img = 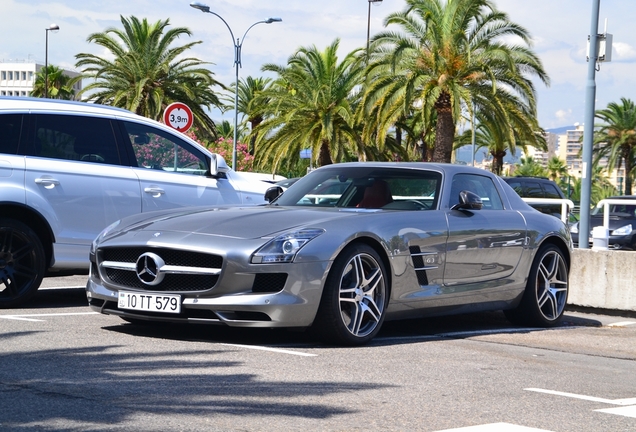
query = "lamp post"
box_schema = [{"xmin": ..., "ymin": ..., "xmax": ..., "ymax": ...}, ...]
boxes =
[
  {"xmin": 190, "ymin": 2, "xmax": 281, "ymax": 170},
  {"xmin": 367, "ymin": 0, "xmax": 383, "ymax": 60},
  {"xmin": 44, "ymin": 23, "xmax": 60, "ymax": 99}
]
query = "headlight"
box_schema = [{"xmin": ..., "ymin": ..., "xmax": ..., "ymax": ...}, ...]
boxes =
[
  {"xmin": 90, "ymin": 220, "xmax": 121, "ymax": 254},
  {"xmin": 251, "ymin": 228, "xmax": 325, "ymax": 263},
  {"xmin": 569, "ymin": 222, "xmax": 579, "ymax": 234},
  {"xmin": 611, "ymin": 224, "xmax": 632, "ymax": 236}
]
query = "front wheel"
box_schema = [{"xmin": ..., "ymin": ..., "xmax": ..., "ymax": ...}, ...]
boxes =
[
  {"xmin": 504, "ymin": 244, "xmax": 569, "ymax": 327},
  {"xmin": 312, "ymin": 243, "xmax": 388, "ymax": 346},
  {"xmin": 0, "ymin": 218, "xmax": 46, "ymax": 308}
]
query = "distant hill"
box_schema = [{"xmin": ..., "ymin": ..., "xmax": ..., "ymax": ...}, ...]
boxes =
[{"xmin": 545, "ymin": 125, "xmax": 576, "ymax": 135}]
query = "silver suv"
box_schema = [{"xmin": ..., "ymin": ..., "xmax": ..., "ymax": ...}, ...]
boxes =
[{"xmin": 0, "ymin": 97, "xmax": 271, "ymax": 307}]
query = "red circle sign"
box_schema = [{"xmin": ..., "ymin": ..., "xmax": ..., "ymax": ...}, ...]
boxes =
[{"xmin": 163, "ymin": 102, "xmax": 194, "ymax": 132}]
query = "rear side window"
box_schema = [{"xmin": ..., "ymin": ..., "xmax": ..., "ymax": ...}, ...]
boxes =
[
  {"xmin": 524, "ymin": 181, "xmax": 544, "ymax": 198},
  {"xmin": 542, "ymin": 183, "xmax": 562, "ymax": 198},
  {"xmin": 0, "ymin": 114, "xmax": 23, "ymax": 155},
  {"xmin": 29, "ymin": 114, "xmax": 121, "ymax": 165}
]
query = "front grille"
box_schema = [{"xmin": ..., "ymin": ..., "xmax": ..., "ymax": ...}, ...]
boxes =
[
  {"xmin": 98, "ymin": 246, "xmax": 222, "ymax": 292},
  {"xmin": 102, "ymin": 247, "xmax": 222, "ymax": 268}
]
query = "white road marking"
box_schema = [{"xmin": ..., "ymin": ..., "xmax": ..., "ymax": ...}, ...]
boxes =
[
  {"xmin": 0, "ymin": 312, "xmax": 98, "ymax": 322},
  {"xmin": 220, "ymin": 343, "xmax": 317, "ymax": 357},
  {"xmin": 607, "ymin": 321, "xmax": 636, "ymax": 327},
  {"xmin": 0, "ymin": 316, "xmax": 45, "ymax": 322},
  {"xmin": 596, "ymin": 405, "xmax": 636, "ymax": 418},
  {"xmin": 526, "ymin": 388, "xmax": 636, "ymax": 406},
  {"xmin": 435, "ymin": 422, "xmax": 553, "ymax": 431}
]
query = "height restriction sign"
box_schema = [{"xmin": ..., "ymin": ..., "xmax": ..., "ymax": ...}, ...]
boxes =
[{"xmin": 163, "ymin": 102, "xmax": 194, "ymax": 132}]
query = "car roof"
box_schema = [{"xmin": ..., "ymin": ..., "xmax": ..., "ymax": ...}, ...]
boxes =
[
  {"xmin": 316, "ymin": 161, "xmax": 494, "ymax": 176},
  {"xmin": 0, "ymin": 96, "xmax": 136, "ymax": 117}
]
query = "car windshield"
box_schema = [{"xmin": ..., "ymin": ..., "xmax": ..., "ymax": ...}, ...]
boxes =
[
  {"xmin": 591, "ymin": 202, "xmax": 636, "ymax": 217},
  {"xmin": 271, "ymin": 166, "xmax": 442, "ymax": 210}
]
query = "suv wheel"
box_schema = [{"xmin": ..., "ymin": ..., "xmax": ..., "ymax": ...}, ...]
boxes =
[{"xmin": 0, "ymin": 218, "xmax": 46, "ymax": 308}]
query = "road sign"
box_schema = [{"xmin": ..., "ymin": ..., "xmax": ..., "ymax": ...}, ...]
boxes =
[{"xmin": 163, "ymin": 102, "xmax": 194, "ymax": 132}]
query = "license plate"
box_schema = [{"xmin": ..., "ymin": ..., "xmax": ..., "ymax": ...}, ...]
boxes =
[{"xmin": 118, "ymin": 291, "xmax": 181, "ymax": 314}]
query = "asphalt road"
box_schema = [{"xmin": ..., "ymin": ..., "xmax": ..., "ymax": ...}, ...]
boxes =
[{"xmin": 1, "ymin": 276, "xmax": 635, "ymax": 431}]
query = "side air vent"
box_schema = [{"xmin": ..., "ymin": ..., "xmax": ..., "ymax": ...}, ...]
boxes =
[{"xmin": 409, "ymin": 245, "xmax": 439, "ymax": 286}]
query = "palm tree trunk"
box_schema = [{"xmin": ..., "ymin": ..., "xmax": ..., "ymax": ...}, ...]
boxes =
[
  {"xmin": 318, "ymin": 139, "xmax": 333, "ymax": 166},
  {"xmin": 624, "ymin": 151, "xmax": 633, "ymax": 195},
  {"xmin": 432, "ymin": 93, "xmax": 455, "ymax": 163}
]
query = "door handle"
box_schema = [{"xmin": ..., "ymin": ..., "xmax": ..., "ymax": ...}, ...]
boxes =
[
  {"xmin": 144, "ymin": 187, "xmax": 165, "ymax": 197},
  {"xmin": 34, "ymin": 177, "xmax": 60, "ymax": 189}
]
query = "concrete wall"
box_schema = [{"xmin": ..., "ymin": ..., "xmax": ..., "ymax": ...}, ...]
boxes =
[{"xmin": 569, "ymin": 249, "xmax": 636, "ymax": 312}]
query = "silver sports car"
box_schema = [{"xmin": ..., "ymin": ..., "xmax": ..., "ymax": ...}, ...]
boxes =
[{"xmin": 87, "ymin": 163, "xmax": 572, "ymax": 346}]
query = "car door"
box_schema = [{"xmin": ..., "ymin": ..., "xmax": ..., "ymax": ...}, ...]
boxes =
[
  {"xmin": 444, "ymin": 173, "xmax": 526, "ymax": 287},
  {"xmin": 23, "ymin": 113, "xmax": 141, "ymax": 267},
  {"xmin": 120, "ymin": 120, "xmax": 241, "ymax": 212}
]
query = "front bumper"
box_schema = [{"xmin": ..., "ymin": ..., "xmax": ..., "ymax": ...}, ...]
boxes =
[
  {"xmin": 571, "ymin": 232, "xmax": 635, "ymax": 250},
  {"xmin": 86, "ymin": 259, "xmax": 330, "ymax": 328}
]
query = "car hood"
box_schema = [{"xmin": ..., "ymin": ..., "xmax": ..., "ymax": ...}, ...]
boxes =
[
  {"xmin": 116, "ymin": 205, "xmax": 363, "ymax": 240},
  {"xmin": 589, "ymin": 215, "xmax": 635, "ymax": 230}
]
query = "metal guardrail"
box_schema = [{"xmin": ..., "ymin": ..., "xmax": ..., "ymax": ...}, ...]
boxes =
[{"xmin": 521, "ymin": 198, "xmax": 575, "ymax": 224}]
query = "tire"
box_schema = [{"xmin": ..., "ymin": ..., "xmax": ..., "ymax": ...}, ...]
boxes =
[
  {"xmin": 504, "ymin": 244, "xmax": 569, "ymax": 327},
  {"xmin": 0, "ymin": 218, "xmax": 46, "ymax": 308},
  {"xmin": 312, "ymin": 243, "xmax": 388, "ymax": 346}
]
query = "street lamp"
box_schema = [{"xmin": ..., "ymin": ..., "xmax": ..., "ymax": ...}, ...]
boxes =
[
  {"xmin": 44, "ymin": 23, "xmax": 60, "ymax": 99},
  {"xmin": 367, "ymin": 0, "xmax": 383, "ymax": 60},
  {"xmin": 190, "ymin": 2, "xmax": 281, "ymax": 170}
]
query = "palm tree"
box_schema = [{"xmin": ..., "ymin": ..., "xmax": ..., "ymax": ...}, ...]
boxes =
[
  {"xmin": 252, "ymin": 39, "xmax": 366, "ymax": 172},
  {"xmin": 31, "ymin": 65, "xmax": 78, "ymax": 100},
  {"xmin": 593, "ymin": 97, "xmax": 636, "ymax": 195},
  {"xmin": 364, "ymin": 0, "xmax": 549, "ymax": 163},
  {"xmin": 514, "ymin": 156, "xmax": 548, "ymax": 177},
  {"xmin": 75, "ymin": 15, "xmax": 224, "ymax": 140},
  {"xmin": 228, "ymin": 76, "xmax": 272, "ymax": 155},
  {"xmin": 455, "ymin": 105, "xmax": 546, "ymax": 175},
  {"xmin": 546, "ymin": 156, "xmax": 568, "ymax": 182}
]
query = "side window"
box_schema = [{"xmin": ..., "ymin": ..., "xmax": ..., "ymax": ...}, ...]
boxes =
[
  {"xmin": 525, "ymin": 181, "xmax": 544, "ymax": 198},
  {"xmin": 31, "ymin": 114, "xmax": 120, "ymax": 165},
  {"xmin": 122, "ymin": 121, "xmax": 208, "ymax": 176},
  {"xmin": 0, "ymin": 114, "xmax": 23, "ymax": 155},
  {"xmin": 506, "ymin": 180, "xmax": 523, "ymax": 196},
  {"xmin": 542, "ymin": 183, "xmax": 562, "ymax": 199},
  {"xmin": 450, "ymin": 174, "xmax": 503, "ymax": 210}
]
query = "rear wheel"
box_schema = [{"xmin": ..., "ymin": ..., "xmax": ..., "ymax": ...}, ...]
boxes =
[
  {"xmin": 0, "ymin": 218, "xmax": 46, "ymax": 308},
  {"xmin": 312, "ymin": 243, "xmax": 388, "ymax": 346},
  {"xmin": 504, "ymin": 244, "xmax": 568, "ymax": 327}
]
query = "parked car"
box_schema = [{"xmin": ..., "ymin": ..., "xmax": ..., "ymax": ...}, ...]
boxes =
[
  {"xmin": 570, "ymin": 195, "xmax": 636, "ymax": 250},
  {"xmin": 0, "ymin": 97, "xmax": 271, "ymax": 307},
  {"xmin": 502, "ymin": 176, "xmax": 567, "ymax": 218},
  {"xmin": 275, "ymin": 177, "xmax": 300, "ymax": 189},
  {"xmin": 87, "ymin": 163, "xmax": 572, "ymax": 346}
]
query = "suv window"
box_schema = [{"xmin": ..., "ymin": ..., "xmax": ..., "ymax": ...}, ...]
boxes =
[
  {"xmin": 122, "ymin": 120, "xmax": 208, "ymax": 176},
  {"xmin": 0, "ymin": 114, "xmax": 23, "ymax": 155},
  {"xmin": 29, "ymin": 114, "xmax": 121, "ymax": 165}
]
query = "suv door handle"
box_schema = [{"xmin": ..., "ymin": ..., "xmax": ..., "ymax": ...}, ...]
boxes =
[
  {"xmin": 34, "ymin": 177, "xmax": 60, "ymax": 188},
  {"xmin": 144, "ymin": 187, "xmax": 165, "ymax": 197}
]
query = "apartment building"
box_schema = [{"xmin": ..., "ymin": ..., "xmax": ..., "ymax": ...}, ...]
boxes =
[{"xmin": 0, "ymin": 60, "xmax": 81, "ymax": 98}]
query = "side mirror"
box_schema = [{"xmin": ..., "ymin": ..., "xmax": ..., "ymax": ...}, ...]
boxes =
[
  {"xmin": 451, "ymin": 190, "xmax": 483, "ymax": 211},
  {"xmin": 265, "ymin": 186, "xmax": 284, "ymax": 203}
]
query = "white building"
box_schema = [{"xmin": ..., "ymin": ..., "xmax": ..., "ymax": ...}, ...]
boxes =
[{"xmin": 0, "ymin": 60, "xmax": 81, "ymax": 98}]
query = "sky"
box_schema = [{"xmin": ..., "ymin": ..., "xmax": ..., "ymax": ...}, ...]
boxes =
[{"xmin": 2, "ymin": 0, "xmax": 635, "ymax": 131}]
